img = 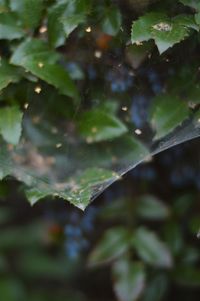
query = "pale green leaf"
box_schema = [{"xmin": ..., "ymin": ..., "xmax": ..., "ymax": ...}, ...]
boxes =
[
  {"xmin": 112, "ymin": 259, "xmax": 146, "ymax": 301},
  {"xmin": 89, "ymin": 227, "xmax": 130, "ymax": 266},
  {"xmin": 131, "ymin": 227, "xmax": 173, "ymax": 268}
]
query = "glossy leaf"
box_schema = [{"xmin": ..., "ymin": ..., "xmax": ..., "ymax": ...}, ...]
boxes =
[
  {"xmin": 131, "ymin": 13, "xmax": 197, "ymax": 53},
  {"xmin": 11, "ymin": 39, "xmax": 79, "ymax": 99}
]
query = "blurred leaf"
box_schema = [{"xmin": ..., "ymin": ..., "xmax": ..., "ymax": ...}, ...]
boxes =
[
  {"xmin": 47, "ymin": 2, "xmax": 67, "ymax": 47},
  {"xmin": 131, "ymin": 227, "xmax": 173, "ymax": 268},
  {"xmin": 0, "ymin": 106, "xmax": 23, "ymax": 145},
  {"xmin": 150, "ymin": 94, "xmax": 189, "ymax": 140},
  {"xmin": 136, "ymin": 195, "xmax": 170, "ymax": 220},
  {"xmin": 0, "ymin": 12, "xmax": 25, "ymax": 40},
  {"xmin": 163, "ymin": 222, "xmax": 183, "ymax": 256},
  {"xmin": 19, "ymin": 251, "xmax": 69, "ymax": 278},
  {"xmin": 173, "ymin": 266, "xmax": 200, "ymax": 287},
  {"xmin": 0, "ymin": 278, "xmax": 25, "ymax": 301},
  {"xmin": 143, "ymin": 274, "xmax": 168, "ymax": 301},
  {"xmin": 101, "ymin": 6, "xmax": 122, "ymax": 36},
  {"xmin": 48, "ymin": 0, "xmax": 91, "ymax": 46},
  {"xmin": 11, "ymin": 39, "xmax": 79, "ymax": 99},
  {"xmin": 180, "ymin": 0, "xmax": 200, "ymax": 10},
  {"xmin": 112, "ymin": 259, "xmax": 146, "ymax": 301},
  {"xmin": 126, "ymin": 41, "xmax": 154, "ymax": 69},
  {"xmin": 78, "ymin": 109, "xmax": 127, "ymax": 142},
  {"xmin": 10, "ymin": 0, "xmax": 44, "ymax": 29},
  {"xmin": 89, "ymin": 227, "xmax": 130, "ymax": 266},
  {"xmin": 0, "ymin": 60, "xmax": 21, "ymax": 91},
  {"xmin": 131, "ymin": 13, "xmax": 198, "ymax": 54},
  {"xmin": 62, "ymin": 14, "xmax": 86, "ymax": 37}
]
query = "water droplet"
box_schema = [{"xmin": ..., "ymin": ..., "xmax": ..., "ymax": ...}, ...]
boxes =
[
  {"xmin": 91, "ymin": 127, "xmax": 97, "ymax": 133},
  {"xmin": 56, "ymin": 143, "xmax": 62, "ymax": 148},
  {"xmin": 34, "ymin": 86, "xmax": 42, "ymax": 94},
  {"xmin": 24, "ymin": 103, "xmax": 29, "ymax": 110},
  {"xmin": 94, "ymin": 50, "xmax": 102, "ymax": 59},
  {"xmin": 135, "ymin": 129, "xmax": 142, "ymax": 135},
  {"xmin": 38, "ymin": 62, "xmax": 44, "ymax": 68},
  {"xmin": 85, "ymin": 26, "xmax": 92, "ymax": 32},
  {"xmin": 39, "ymin": 26, "xmax": 47, "ymax": 33}
]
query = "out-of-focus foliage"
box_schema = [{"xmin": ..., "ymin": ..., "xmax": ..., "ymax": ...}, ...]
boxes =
[{"xmin": 0, "ymin": 0, "xmax": 200, "ymax": 208}]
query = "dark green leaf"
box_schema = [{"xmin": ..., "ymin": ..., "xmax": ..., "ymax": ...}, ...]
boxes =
[
  {"xmin": 10, "ymin": 0, "xmax": 44, "ymax": 29},
  {"xmin": 131, "ymin": 13, "xmax": 197, "ymax": 53},
  {"xmin": 0, "ymin": 13, "xmax": 25, "ymax": 40},
  {"xmin": 0, "ymin": 60, "xmax": 21, "ymax": 91},
  {"xmin": 101, "ymin": 6, "xmax": 122, "ymax": 36},
  {"xmin": 143, "ymin": 274, "xmax": 168, "ymax": 301},
  {"xmin": 150, "ymin": 94, "xmax": 189, "ymax": 140},
  {"xmin": 11, "ymin": 39, "xmax": 79, "ymax": 99}
]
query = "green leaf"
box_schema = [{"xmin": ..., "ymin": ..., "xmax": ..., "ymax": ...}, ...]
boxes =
[
  {"xmin": 150, "ymin": 94, "xmax": 189, "ymax": 140},
  {"xmin": 62, "ymin": 14, "xmax": 86, "ymax": 37},
  {"xmin": 47, "ymin": 2, "xmax": 67, "ymax": 48},
  {"xmin": 195, "ymin": 12, "xmax": 200, "ymax": 25},
  {"xmin": 180, "ymin": 0, "xmax": 200, "ymax": 10},
  {"xmin": 78, "ymin": 109, "xmax": 127, "ymax": 142},
  {"xmin": 0, "ymin": 106, "xmax": 23, "ymax": 145},
  {"xmin": 10, "ymin": 0, "xmax": 44, "ymax": 29},
  {"xmin": 143, "ymin": 274, "xmax": 168, "ymax": 301},
  {"xmin": 136, "ymin": 195, "xmax": 170, "ymax": 220},
  {"xmin": 131, "ymin": 227, "xmax": 173, "ymax": 268},
  {"xmin": 131, "ymin": 12, "xmax": 197, "ymax": 53},
  {"xmin": 101, "ymin": 6, "xmax": 122, "ymax": 36},
  {"xmin": 25, "ymin": 188, "xmax": 49, "ymax": 206},
  {"xmin": 173, "ymin": 266, "xmax": 200, "ymax": 287},
  {"xmin": 0, "ymin": 12, "xmax": 25, "ymax": 40},
  {"xmin": 48, "ymin": 0, "xmax": 91, "ymax": 46},
  {"xmin": 88, "ymin": 227, "xmax": 130, "ymax": 266},
  {"xmin": 10, "ymin": 39, "xmax": 79, "ymax": 99},
  {"xmin": 0, "ymin": 60, "xmax": 21, "ymax": 91},
  {"xmin": 112, "ymin": 259, "xmax": 146, "ymax": 301}
]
